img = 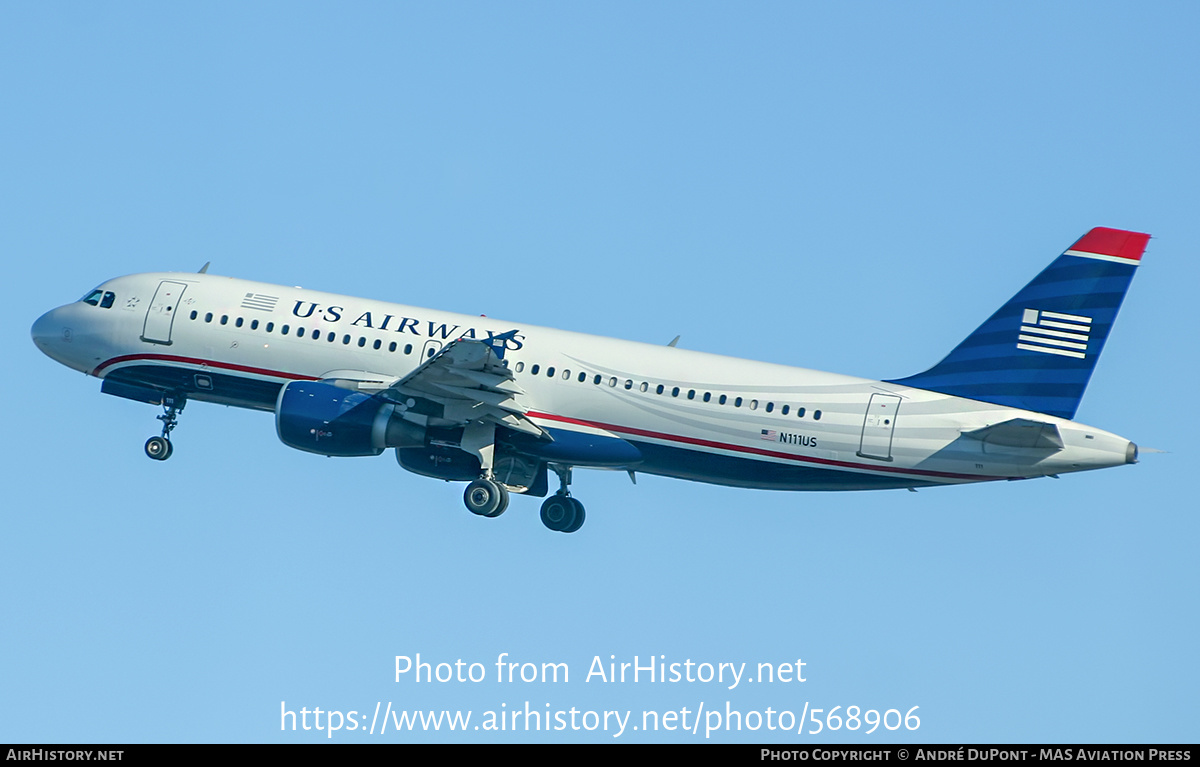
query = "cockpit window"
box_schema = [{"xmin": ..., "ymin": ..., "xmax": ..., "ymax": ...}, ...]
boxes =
[{"xmin": 80, "ymin": 289, "xmax": 116, "ymax": 308}]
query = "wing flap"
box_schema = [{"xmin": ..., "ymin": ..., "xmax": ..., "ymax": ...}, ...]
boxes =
[{"xmin": 383, "ymin": 337, "xmax": 548, "ymax": 438}]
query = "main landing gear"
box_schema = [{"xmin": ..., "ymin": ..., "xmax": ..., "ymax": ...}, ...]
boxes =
[
  {"xmin": 460, "ymin": 422, "xmax": 510, "ymax": 518},
  {"xmin": 459, "ymin": 461, "xmax": 586, "ymax": 533},
  {"xmin": 144, "ymin": 395, "xmax": 185, "ymax": 461},
  {"xmin": 457, "ymin": 423, "xmax": 586, "ymax": 533},
  {"xmin": 539, "ymin": 464, "xmax": 585, "ymax": 534},
  {"xmin": 461, "ymin": 474, "xmax": 586, "ymax": 533},
  {"xmin": 463, "ymin": 477, "xmax": 509, "ymax": 518}
]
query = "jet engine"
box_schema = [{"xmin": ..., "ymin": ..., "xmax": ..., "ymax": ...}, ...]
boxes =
[{"xmin": 275, "ymin": 380, "xmax": 424, "ymax": 457}]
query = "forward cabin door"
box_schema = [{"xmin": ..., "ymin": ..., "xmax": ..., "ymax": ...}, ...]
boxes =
[
  {"xmin": 857, "ymin": 393, "xmax": 901, "ymax": 461},
  {"xmin": 141, "ymin": 280, "xmax": 188, "ymax": 345}
]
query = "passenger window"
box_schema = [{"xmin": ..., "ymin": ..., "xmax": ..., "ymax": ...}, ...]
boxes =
[
  {"xmin": 609, "ymin": 377, "xmax": 617, "ymax": 387},
  {"xmin": 531, "ymin": 365, "xmax": 540, "ymax": 375},
  {"xmin": 515, "ymin": 362, "xmax": 525, "ymax": 373},
  {"xmin": 563, "ymin": 370, "xmax": 572, "ymax": 380},
  {"xmin": 373, "ymin": 339, "xmax": 381, "ymax": 350},
  {"xmin": 578, "ymin": 372, "xmax": 586, "ymax": 383},
  {"xmin": 656, "ymin": 384, "xmax": 665, "ymax": 395},
  {"xmin": 640, "ymin": 382, "xmax": 648, "ymax": 392},
  {"xmin": 235, "ymin": 317, "xmax": 244, "ymax": 328},
  {"xmin": 781, "ymin": 404, "xmax": 790, "ymax": 415},
  {"xmin": 190, "ymin": 311, "xmax": 198, "ymax": 320},
  {"xmin": 251, "ymin": 319, "xmax": 259, "ymax": 330},
  {"xmin": 703, "ymin": 392, "xmax": 711, "ymax": 402},
  {"xmin": 223, "ymin": 316, "xmax": 231, "ymax": 326},
  {"xmin": 719, "ymin": 394, "xmax": 727, "ymax": 405},
  {"xmin": 765, "ymin": 402, "xmax": 773, "ymax": 413},
  {"xmin": 624, "ymin": 379, "xmax": 633, "ymax": 390},
  {"xmin": 266, "ymin": 322, "xmax": 274, "ymax": 332},
  {"xmin": 814, "ymin": 410, "xmax": 822, "ymax": 420},
  {"xmin": 687, "ymin": 390, "xmax": 695, "ymax": 400},
  {"xmin": 735, "ymin": 397, "xmax": 743, "ymax": 407},
  {"xmin": 547, "ymin": 367, "xmax": 555, "ymax": 377},
  {"xmin": 593, "ymin": 375, "xmax": 602, "ymax": 385},
  {"xmin": 797, "ymin": 407, "xmax": 806, "ymax": 418}
]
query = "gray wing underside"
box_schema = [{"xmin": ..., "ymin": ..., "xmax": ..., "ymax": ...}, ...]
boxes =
[{"xmin": 382, "ymin": 338, "xmax": 548, "ymax": 438}]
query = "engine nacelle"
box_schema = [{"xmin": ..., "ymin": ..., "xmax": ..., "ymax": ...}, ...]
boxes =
[
  {"xmin": 275, "ymin": 380, "xmax": 423, "ymax": 457},
  {"xmin": 395, "ymin": 445, "xmax": 482, "ymax": 481}
]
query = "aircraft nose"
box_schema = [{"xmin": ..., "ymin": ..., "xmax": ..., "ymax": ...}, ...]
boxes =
[{"xmin": 31, "ymin": 307, "xmax": 70, "ymax": 356}]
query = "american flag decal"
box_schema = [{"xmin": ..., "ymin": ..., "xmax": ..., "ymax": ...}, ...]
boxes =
[
  {"xmin": 760, "ymin": 429, "xmax": 777, "ymax": 441},
  {"xmin": 241, "ymin": 293, "xmax": 279, "ymax": 312},
  {"xmin": 1017, "ymin": 308, "xmax": 1091, "ymax": 359}
]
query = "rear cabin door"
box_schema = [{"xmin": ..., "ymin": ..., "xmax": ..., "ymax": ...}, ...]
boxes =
[
  {"xmin": 857, "ymin": 393, "xmax": 901, "ymax": 462},
  {"xmin": 141, "ymin": 280, "xmax": 188, "ymax": 345}
]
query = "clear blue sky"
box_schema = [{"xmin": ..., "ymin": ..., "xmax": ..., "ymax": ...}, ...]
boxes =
[{"xmin": 2, "ymin": 2, "xmax": 1195, "ymax": 743}]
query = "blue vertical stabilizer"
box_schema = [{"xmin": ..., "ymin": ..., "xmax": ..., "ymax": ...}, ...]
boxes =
[{"xmin": 886, "ymin": 227, "xmax": 1149, "ymax": 420}]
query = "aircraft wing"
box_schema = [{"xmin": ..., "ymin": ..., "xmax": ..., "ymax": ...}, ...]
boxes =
[
  {"xmin": 961, "ymin": 418, "xmax": 1064, "ymax": 450},
  {"xmin": 382, "ymin": 337, "xmax": 548, "ymax": 438}
]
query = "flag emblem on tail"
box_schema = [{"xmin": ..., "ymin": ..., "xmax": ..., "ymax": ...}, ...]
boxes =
[{"xmin": 1017, "ymin": 309, "xmax": 1091, "ymax": 359}]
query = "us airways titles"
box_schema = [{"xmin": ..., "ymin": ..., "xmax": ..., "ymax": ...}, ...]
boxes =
[{"xmin": 290, "ymin": 300, "xmax": 524, "ymax": 350}]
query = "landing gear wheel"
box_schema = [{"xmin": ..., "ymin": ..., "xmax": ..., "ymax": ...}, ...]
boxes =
[
  {"xmin": 145, "ymin": 395, "xmax": 184, "ymax": 461},
  {"xmin": 489, "ymin": 485, "xmax": 510, "ymax": 518},
  {"xmin": 562, "ymin": 498, "xmax": 585, "ymax": 533},
  {"xmin": 464, "ymin": 478, "xmax": 508, "ymax": 517},
  {"xmin": 144, "ymin": 436, "xmax": 172, "ymax": 461},
  {"xmin": 540, "ymin": 494, "xmax": 585, "ymax": 533}
]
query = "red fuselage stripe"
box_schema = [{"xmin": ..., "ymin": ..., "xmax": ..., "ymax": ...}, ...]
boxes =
[
  {"xmin": 96, "ymin": 354, "xmax": 998, "ymax": 483},
  {"xmin": 524, "ymin": 411, "xmax": 995, "ymax": 482},
  {"xmin": 93, "ymin": 353, "xmax": 320, "ymax": 381}
]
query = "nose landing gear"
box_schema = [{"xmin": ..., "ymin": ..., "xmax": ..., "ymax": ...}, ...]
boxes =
[{"xmin": 144, "ymin": 395, "xmax": 185, "ymax": 461}]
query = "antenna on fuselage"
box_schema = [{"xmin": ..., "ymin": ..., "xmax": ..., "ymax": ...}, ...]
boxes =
[
  {"xmin": 667, "ymin": 335, "xmax": 680, "ymax": 347},
  {"xmin": 198, "ymin": 262, "xmax": 211, "ymax": 274}
]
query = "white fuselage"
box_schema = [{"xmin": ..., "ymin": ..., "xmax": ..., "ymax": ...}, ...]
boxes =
[{"xmin": 32, "ymin": 271, "xmax": 1136, "ymax": 491}]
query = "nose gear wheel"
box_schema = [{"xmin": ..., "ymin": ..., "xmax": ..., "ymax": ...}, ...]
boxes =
[{"xmin": 144, "ymin": 395, "xmax": 185, "ymax": 461}]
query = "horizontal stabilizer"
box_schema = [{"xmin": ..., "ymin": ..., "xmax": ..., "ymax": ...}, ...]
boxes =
[{"xmin": 962, "ymin": 418, "xmax": 1063, "ymax": 450}]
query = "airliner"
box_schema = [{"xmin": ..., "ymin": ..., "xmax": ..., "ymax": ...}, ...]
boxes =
[{"xmin": 31, "ymin": 226, "xmax": 1148, "ymax": 533}]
